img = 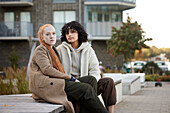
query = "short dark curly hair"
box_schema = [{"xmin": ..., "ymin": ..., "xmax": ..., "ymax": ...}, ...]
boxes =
[{"xmin": 61, "ymin": 21, "xmax": 88, "ymax": 44}]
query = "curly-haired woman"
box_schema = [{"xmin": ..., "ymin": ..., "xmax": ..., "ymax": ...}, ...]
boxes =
[{"xmin": 57, "ymin": 21, "xmax": 117, "ymax": 113}]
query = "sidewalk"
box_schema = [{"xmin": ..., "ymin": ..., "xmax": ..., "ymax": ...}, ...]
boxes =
[{"xmin": 115, "ymin": 82, "xmax": 170, "ymax": 113}]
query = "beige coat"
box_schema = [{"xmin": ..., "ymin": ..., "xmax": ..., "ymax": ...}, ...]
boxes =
[
  {"xmin": 57, "ymin": 42, "xmax": 101, "ymax": 81},
  {"xmin": 29, "ymin": 44, "xmax": 74, "ymax": 113}
]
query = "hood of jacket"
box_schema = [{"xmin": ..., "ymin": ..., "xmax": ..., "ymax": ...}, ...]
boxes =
[{"xmin": 62, "ymin": 41, "xmax": 91, "ymax": 52}]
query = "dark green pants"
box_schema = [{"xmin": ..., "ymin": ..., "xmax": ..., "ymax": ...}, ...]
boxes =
[{"xmin": 65, "ymin": 76, "xmax": 108, "ymax": 113}]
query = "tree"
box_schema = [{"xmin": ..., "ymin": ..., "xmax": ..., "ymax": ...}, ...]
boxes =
[
  {"xmin": 8, "ymin": 46, "xmax": 20, "ymax": 70},
  {"xmin": 142, "ymin": 61, "xmax": 162, "ymax": 75},
  {"xmin": 107, "ymin": 16, "xmax": 152, "ymax": 62}
]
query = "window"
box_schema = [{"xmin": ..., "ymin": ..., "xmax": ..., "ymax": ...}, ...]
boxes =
[
  {"xmin": 104, "ymin": 14, "xmax": 109, "ymax": 22},
  {"xmin": 97, "ymin": 13, "xmax": 102, "ymax": 22},
  {"xmin": 87, "ymin": 6, "xmax": 121, "ymax": 22},
  {"xmin": 111, "ymin": 13, "xmax": 121, "ymax": 22},
  {"xmin": 92, "ymin": 12, "xmax": 97, "ymax": 22},
  {"xmin": 53, "ymin": 0, "xmax": 75, "ymax": 3},
  {"xmin": 88, "ymin": 12, "xmax": 92, "ymax": 22},
  {"xmin": 134, "ymin": 63, "xmax": 144, "ymax": 66},
  {"xmin": 20, "ymin": 12, "xmax": 31, "ymax": 36},
  {"xmin": 4, "ymin": 12, "xmax": 14, "ymax": 30},
  {"xmin": 53, "ymin": 11, "xmax": 76, "ymax": 37}
]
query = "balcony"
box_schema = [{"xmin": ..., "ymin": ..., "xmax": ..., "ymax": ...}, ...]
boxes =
[
  {"xmin": 84, "ymin": 0, "xmax": 136, "ymax": 10},
  {"xmin": 0, "ymin": 0, "xmax": 33, "ymax": 7},
  {"xmin": 0, "ymin": 22, "xmax": 33, "ymax": 40},
  {"xmin": 86, "ymin": 22, "xmax": 122, "ymax": 40}
]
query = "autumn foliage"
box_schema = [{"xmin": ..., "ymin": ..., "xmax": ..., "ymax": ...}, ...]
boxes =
[{"xmin": 107, "ymin": 16, "xmax": 152, "ymax": 62}]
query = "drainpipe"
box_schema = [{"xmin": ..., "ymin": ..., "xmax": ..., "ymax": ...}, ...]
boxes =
[{"xmin": 79, "ymin": 0, "xmax": 81, "ymax": 24}]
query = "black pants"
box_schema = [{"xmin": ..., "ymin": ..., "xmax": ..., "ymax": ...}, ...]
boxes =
[{"xmin": 65, "ymin": 76, "xmax": 108, "ymax": 113}]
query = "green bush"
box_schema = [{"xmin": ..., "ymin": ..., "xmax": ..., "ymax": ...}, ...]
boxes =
[
  {"xmin": 145, "ymin": 74, "xmax": 160, "ymax": 81},
  {"xmin": 0, "ymin": 76, "xmax": 14, "ymax": 95},
  {"xmin": 0, "ymin": 67, "xmax": 30, "ymax": 95},
  {"xmin": 145, "ymin": 74, "xmax": 170, "ymax": 81},
  {"xmin": 165, "ymin": 71, "xmax": 170, "ymax": 76},
  {"xmin": 104, "ymin": 68, "xmax": 125, "ymax": 74},
  {"xmin": 160, "ymin": 75, "xmax": 170, "ymax": 81}
]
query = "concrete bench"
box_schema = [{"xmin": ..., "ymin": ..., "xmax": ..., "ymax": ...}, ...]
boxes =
[
  {"xmin": 101, "ymin": 74, "xmax": 123, "ymax": 104},
  {"xmin": 0, "ymin": 94, "xmax": 64, "ymax": 113},
  {"xmin": 125, "ymin": 73, "xmax": 146, "ymax": 87},
  {"xmin": 121, "ymin": 75, "xmax": 141, "ymax": 95},
  {"xmin": 103, "ymin": 73, "xmax": 141, "ymax": 95},
  {"xmin": 114, "ymin": 79, "xmax": 122, "ymax": 104},
  {"xmin": 125, "ymin": 73, "xmax": 145, "ymax": 83},
  {"xmin": 98, "ymin": 78, "xmax": 122, "ymax": 105}
]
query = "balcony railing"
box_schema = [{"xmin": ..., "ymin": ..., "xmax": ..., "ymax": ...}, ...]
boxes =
[
  {"xmin": 53, "ymin": 22, "xmax": 122, "ymax": 39},
  {"xmin": 86, "ymin": 22, "xmax": 122, "ymax": 38},
  {"xmin": 53, "ymin": 0, "xmax": 75, "ymax": 3},
  {"xmin": 85, "ymin": 0, "xmax": 136, "ymax": 4},
  {"xmin": 84, "ymin": 0, "xmax": 136, "ymax": 10},
  {"xmin": 0, "ymin": 0, "xmax": 32, "ymax": 2},
  {"xmin": 0, "ymin": 0, "xmax": 33, "ymax": 7},
  {"xmin": 0, "ymin": 22, "xmax": 33, "ymax": 37}
]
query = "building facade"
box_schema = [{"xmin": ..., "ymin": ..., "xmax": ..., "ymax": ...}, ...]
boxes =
[{"xmin": 0, "ymin": 0, "xmax": 136, "ymax": 68}]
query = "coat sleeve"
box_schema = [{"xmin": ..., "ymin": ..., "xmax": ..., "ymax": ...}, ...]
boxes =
[
  {"xmin": 34, "ymin": 47, "xmax": 71, "ymax": 80},
  {"xmin": 88, "ymin": 48, "xmax": 101, "ymax": 81}
]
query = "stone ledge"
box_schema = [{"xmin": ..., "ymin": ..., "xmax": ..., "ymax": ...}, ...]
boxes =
[{"xmin": 0, "ymin": 94, "xmax": 64, "ymax": 113}]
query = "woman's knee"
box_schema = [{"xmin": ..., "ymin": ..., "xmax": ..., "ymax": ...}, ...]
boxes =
[
  {"xmin": 88, "ymin": 76, "xmax": 97, "ymax": 84},
  {"xmin": 100, "ymin": 78, "xmax": 114, "ymax": 84},
  {"xmin": 79, "ymin": 83, "xmax": 93, "ymax": 93}
]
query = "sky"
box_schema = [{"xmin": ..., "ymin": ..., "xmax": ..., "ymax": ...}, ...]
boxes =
[{"xmin": 123, "ymin": 0, "xmax": 170, "ymax": 48}]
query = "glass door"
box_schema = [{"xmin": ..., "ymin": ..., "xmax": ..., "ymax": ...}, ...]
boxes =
[
  {"xmin": 4, "ymin": 12, "xmax": 14, "ymax": 36},
  {"xmin": 20, "ymin": 12, "xmax": 31, "ymax": 36},
  {"xmin": 53, "ymin": 11, "xmax": 75, "ymax": 37}
]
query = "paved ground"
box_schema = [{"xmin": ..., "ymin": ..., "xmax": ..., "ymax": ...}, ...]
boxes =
[{"xmin": 115, "ymin": 82, "xmax": 170, "ymax": 113}]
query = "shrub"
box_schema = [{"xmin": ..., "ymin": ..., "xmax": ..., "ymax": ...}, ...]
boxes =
[
  {"xmin": 0, "ymin": 76, "xmax": 14, "ymax": 95},
  {"xmin": 145, "ymin": 74, "xmax": 170, "ymax": 81},
  {"xmin": 165, "ymin": 71, "xmax": 170, "ymax": 76},
  {"xmin": 145, "ymin": 74, "xmax": 160, "ymax": 81},
  {"xmin": 160, "ymin": 75, "xmax": 170, "ymax": 81},
  {"xmin": 104, "ymin": 68, "xmax": 125, "ymax": 74},
  {"xmin": 0, "ymin": 67, "xmax": 30, "ymax": 95}
]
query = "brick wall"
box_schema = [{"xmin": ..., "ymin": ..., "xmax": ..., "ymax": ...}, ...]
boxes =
[
  {"xmin": 91, "ymin": 40, "xmax": 115, "ymax": 67},
  {"xmin": 91, "ymin": 40, "xmax": 124, "ymax": 68},
  {"xmin": 0, "ymin": 0, "xmax": 85, "ymax": 69},
  {"xmin": 0, "ymin": 40, "xmax": 30, "ymax": 69},
  {"xmin": 32, "ymin": 0, "xmax": 53, "ymax": 37}
]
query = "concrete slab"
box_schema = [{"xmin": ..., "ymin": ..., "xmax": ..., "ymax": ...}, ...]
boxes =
[
  {"xmin": 103, "ymin": 73, "xmax": 141, "ymax": 95},
  {"xmin": 0, "ymin": 94, "xmax": 64, "ymax": 113}
]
